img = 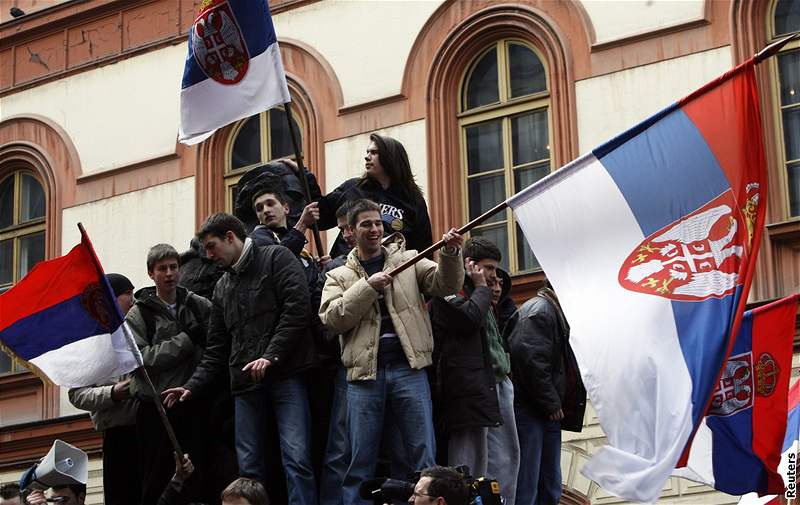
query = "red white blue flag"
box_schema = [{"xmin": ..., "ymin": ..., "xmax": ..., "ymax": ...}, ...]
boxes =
[
  {"xmin": 508, "ymin": 59, "xmax": 768, "ymax": 502},
  {"xmin": 674, "ymin": 294, "xmax": 798, "ymax": 494},
  {"xmin": 0, "ymin": 228, "xmax": 141, "ymax": 387},
  {"xmin": 179, "ymin": 0, "xmax": 290, "ymax": 145}
]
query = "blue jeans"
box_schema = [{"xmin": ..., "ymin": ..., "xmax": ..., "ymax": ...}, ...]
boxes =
[
  {"xmin": 234, "ymin": 375, "xmax": 317, "ymax": 505},
  {"xmin": 320, "ymin": 366, "xmax": 349, "ymax": 505},
  {"xmin": 515, "ymin": 401, "xmax": 562, "ymax": 505},
  {"xmin": 342, "ymin": 361, "xmax": 436, "ymax": 505}
]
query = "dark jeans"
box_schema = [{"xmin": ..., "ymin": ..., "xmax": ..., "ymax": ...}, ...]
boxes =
[
  {"xmin": 515, "ymin": 401, "xmax": 562, "ymax": 505},
  {"xmin": 103, "ymin": 424, "xmax": 140, "ymax": 505},
  {"xmin": 234, "ymin": 374, "xmax": 317, "ymax": 505}
]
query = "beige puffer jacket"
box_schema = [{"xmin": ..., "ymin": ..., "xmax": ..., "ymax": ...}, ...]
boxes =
[{"xmin": 319, "ymin": 238, "xmax": 463, "ymax": 382}]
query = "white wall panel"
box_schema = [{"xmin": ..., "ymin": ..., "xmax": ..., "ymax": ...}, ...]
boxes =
[
  {"xmin": 580, "ymin": 0, "xmax": 705, "ymax": 45},
  {"xmin": 1, "ymin": 44, "xmax": 186, "ymax": 175},
  {"xmin": 575, "ymin": 46, "xmax": 731, "ymax": 154}
]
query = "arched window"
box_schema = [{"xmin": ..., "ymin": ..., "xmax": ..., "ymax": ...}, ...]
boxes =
[
  {"xmin": 460, "ymin": 40, "xmax": 549, "ymax": 273},
  {"xmin": 0, "ymin": 169, "xmax": 46, "ymax": 375},
  {"xmin": 771, "ymin": 0, "xmax": 800, "ymax": 217},
  {"xmin": 224, "ymin": 106, "xmax": 302, "ymax": 212}
]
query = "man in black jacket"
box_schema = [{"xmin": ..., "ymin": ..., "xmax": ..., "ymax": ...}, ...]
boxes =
[
  {"xmin": 162, "ymin": 213, "xmax": 317, "ymax": 505},
  {"xmin": 429, "ymin": 237, "xmax": 519, "ymax": 504},
  {"xmin": 507, "ymin": 283, "xmax": 586, "ymax": 505}
]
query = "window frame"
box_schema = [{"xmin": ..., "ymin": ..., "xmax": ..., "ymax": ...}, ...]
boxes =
[
  {"xmin": 0, "ymin": 168, "xmax": 46, "ymax": 375},
  {"xmin": 768, "ymin": 0, "xmax": 800, "ymax": 220},
  {"xmin": 223, "ymin": 105, "xmax": 305, "ymax": 213},
  {"xmin": 457, "ymin": 39, "xmax": 553, "ymax": 274}
]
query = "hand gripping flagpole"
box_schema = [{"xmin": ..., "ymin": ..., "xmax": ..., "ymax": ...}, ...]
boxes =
[
  {"xmin": 284, "ymin": 101, "xmax": 325, "ymax": 256},
  {"xmin": 77, "ymin": 223, "xmax": 185, "ymax": 461}
]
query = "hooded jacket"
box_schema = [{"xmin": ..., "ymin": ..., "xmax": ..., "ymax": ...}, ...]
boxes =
[
  {"xmin": 506, "ymin": 290, "xmax": 587, "ymax": 432},
  {"xmin": 185, "ymin": 243, "xmax": 315, "ymax": 396},
  {"xmin": 430, "ymin": 276, "xmax": 503, "ymax": 433},
  {"xmin": 319, "ymin": 237, "xmax": 463, "ymax": 382},
  {"xmin": 127, "ymin": 286, "xmax": 212, "ymax": 402},
  {"xmin": 317, "ymin": 177, "xmax": 433, "ymax": 258}
]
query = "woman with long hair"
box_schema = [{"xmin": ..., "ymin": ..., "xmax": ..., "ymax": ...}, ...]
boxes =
[{"xmin": 318, "ymin": 133, "xmax": 433, "ymax": 257}]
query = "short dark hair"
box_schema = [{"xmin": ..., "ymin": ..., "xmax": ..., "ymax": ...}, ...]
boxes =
[
  {"xmin": 0, "ymin": 483, "xmax": 20, "ymax": 499},
  {"xmin": 463, "ymin": 236, "xmax": 502, "ymax": 262},
  {"xmin": 146, "ymin": 243, "xmax": 179, "ymax": 272},
  {"xmin": 251, "ymin": 185, "xmax": 288, "ymax": 208},
  {"xmin": 420, "ymin": 466, "xmax": 469, "ymax": 505},
  {"xmin": 335, "ymin": 200, "xmax": 357, "ymax": 221},
  {"xmin": 198, "ymin": 213, "xmax": 248, "ymax": 242},
  {"xmin": 347, "ymin": 199, "xmax": 381, "ymax": 227},
  {"xmin": 221, "ymin": 478, "xmax": 268, "ymax": 505},
  {"xmin": 53, "ymin": 484, "xmax": 86, "ymax": 497}
]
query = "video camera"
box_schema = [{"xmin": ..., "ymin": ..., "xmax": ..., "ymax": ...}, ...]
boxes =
[{"xmin": 358, "ymin": 466, "xmax": 502, "ymax": 505}]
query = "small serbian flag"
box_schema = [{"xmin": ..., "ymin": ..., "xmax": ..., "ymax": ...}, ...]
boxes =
[
  {"xmin": 674, "ymin": 294, "xmax": 798, "ymax": 494},
  {"xmin": 738, "ymin": 378, "xmax": 800, "ymax": 505},
  {"xmin": 0, "ymin": 226, "xmax": 141, "ymax": 387},
  {"xmin": 178, "ymin": 0, "xmax": 290, "ymax": 145},
  {"xmin": 508, "ymin": 58, "xmax": 767, "ymax": 502}
]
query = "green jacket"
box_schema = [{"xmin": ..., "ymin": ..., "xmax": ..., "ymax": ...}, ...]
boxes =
[{"xmin": 127, "ymin": 286, "xmax": 211, "ymax": 402}]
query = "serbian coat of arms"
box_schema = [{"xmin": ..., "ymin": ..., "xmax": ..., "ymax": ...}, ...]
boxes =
[
  {"xmin": 192, "ymin": 0, "xmax": 250, "ymax": 85},
  {"xmin": 618, "ymin": 185, "xmax": 759, "ymax": 301},
  {"xmin": 708, "ymin": 352, "xmax": 753, "ymax": 417}
]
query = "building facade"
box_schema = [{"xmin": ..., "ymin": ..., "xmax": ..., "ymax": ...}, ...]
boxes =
[{"xmin": 0, "ymin": 0, "xmax": 798, "ymax": 502}]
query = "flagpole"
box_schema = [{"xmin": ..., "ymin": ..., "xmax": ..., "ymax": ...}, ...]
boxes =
[
  {"xmin": 755, "ymin": 32, "xmax": 800, "ymax": 64},
  {"xmin": 283, "ymin": 102, "xmax": 325, "ymax": 256},
  {"xmin": 76, "ymin": 223, "xmax": 185, "ymax": 461},
  {"xmin": 387, "ymin": 201, "xmax": 509, "ymax": 277}
]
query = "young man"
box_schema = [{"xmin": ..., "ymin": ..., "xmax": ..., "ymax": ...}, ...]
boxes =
[
  {"xmin": 221, "ymin": 478, "xmax": 269, "ymax": 505},
  {"xmin": 162, "ymin": 213, "xmax": 317, "ymax": 505},
  {"xmin": 508, "ymin": 283, "xmax": 586, "ymax": 505},
  {"xmin": 24, "ymin": 486, "xmax": 85, "ymax": 505},
  {"xmin": 251, "ymin": 185, "xmax": 320, "ymax": 259},
  {"xmin": 68, "ymin": 274, "xmax": 141, "ymax": 505},
  {"xmin": 429, "ymin": 237, "xmax": 520, "ymax": 504},
  {"xmin": 319, "ymin": 199, "xmax": 464, "ymax": 505},
  {"xmin": 127, "ymin": 244, "xmax": 213, "ymax": 503},
  {"xmin": 408, "ymin": 466, "xmax": 469, "ymax": 505}
]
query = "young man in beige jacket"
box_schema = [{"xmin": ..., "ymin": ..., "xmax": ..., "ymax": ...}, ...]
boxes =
[{"xmin": 319, "ymin": 198, "xmax": 464, "ymax": 505}]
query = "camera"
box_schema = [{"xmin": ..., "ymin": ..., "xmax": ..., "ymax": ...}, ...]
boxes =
[{"xmin": 358, "ymin": 466, "xmax": 502, "ymax": 505}]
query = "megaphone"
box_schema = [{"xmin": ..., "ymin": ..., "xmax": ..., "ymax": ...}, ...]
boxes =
[{"xmin": 19, "ymin": 440, "xmax": 88, "ymax": 491}]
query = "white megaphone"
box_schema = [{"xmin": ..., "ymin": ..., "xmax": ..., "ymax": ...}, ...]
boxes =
[{"xmin": 19, "ymin": 440, "xmax": 88, "ymax": 491}]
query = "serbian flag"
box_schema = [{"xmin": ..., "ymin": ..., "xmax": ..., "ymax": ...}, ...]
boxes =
[
  {"xmin": 674, "ymin": 295, "xmax": 798, "ymax": 494},
  {"xmin": 0, "ymin": 226, "xmax": 141, "ymax": 387},
  {"xmin": 738, "ymin": 378, "xmax": 800, "ymax": 505},
  {"xmin": 178, "ymin": 0, "xmax": 290, "ymax": 145},
  {"xmin": 507, "ymin": 59, "xmax": 767, "ymax": 502}
]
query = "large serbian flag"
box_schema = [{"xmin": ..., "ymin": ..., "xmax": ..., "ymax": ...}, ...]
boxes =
[
  {"xmin": 507, "ymin": 59, "xmax": 768, "ymax": 502},
  {"xmin": 674, "ymin": 295, "xmax": 798, "ymax": 494},
  {"xmin": 179, "ymin": 0, "xmax": 290, "ymax": 145},
  {"xmin": 0, "ymin": 226, "xmax": 141, "ymax": 387}
]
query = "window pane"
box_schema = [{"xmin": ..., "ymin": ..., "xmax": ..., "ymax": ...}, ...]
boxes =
[
  {"xmin": 508, "ymin": 43, "xmax": 546, "ymax": 98},
  {"xmin": 516, "ymin": 223, "xmax": 540, "ymax": 271},
  {"xmin": 779, "ymin": 50, "xmax": 800, "ymax": 106},
  {"xmin": 783, "ymin": 107, "xmax": 800, "ymax": 161},
  {"xmin": 471, "ymin": 225, "xmax": 509, "ymax": 272},
  {"xmin": 468, "ymin": 174, "xmax": 506, "ymax": 223},
  {"xmin": 775, "ymin": 0, "xmax": 800, "ymax": 36},
  {"xmin": 231, "ymin": 116, "xmax": 261, "ymax": 170},
  {"xmin": 0, "ymin": 350, "xmax": 12, "ymax": 375},
  {"xmin": 515, "ymin": 161, "xmax": 550, "ymax": 192},
  {"xmin": 466, "ymin": 120, "xmax": 504, "ymax": 174},
  {"xmin": 512, "ymin": 110, "xmax": 549, "ymax": 166},
  {"xmin": 0, "ymin": 239, "xmax": 11, "ymax": 285},
  {"xmin": 18, "ymin": 232, "xmax": 44, "ymax": 280},
  {"xmin": 789, "ymin": 161, "xmax": 800, "ymax": 217},
  {"xmin": 270, "ymin": 108, "xmax": 302, "ymax": 160},
  {"xmin": 465, "ymin": 47, "xmax": 499, "ymax": 110},
  {"xmin": 20, "ymin": 173, "xmax": 45, "ymax": 223},
  {"xmin": 0, "ymin": 175, "xmax": 13, "ymax": 229}
]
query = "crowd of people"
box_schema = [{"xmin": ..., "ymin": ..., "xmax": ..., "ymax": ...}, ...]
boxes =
[{"xmin": 0, "ymin": 133, "xmax": 586, "ymax": 505}]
